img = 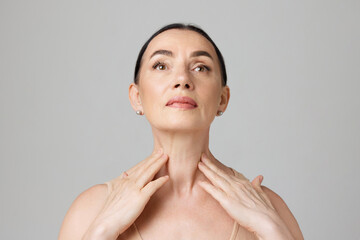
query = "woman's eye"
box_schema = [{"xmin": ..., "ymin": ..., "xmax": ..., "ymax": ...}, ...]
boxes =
[
  {"xmin": 194, "ymin": 65, "xmax": 209, "ymax": 72},
  {"xmin": 153, "ymin": 62, "xmax": 167, "ymax": 70}
]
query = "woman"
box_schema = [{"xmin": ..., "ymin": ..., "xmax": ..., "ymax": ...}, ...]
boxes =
[{"xmin": 59, "ymin": 23, "xmax": 304, "ymax": 240}]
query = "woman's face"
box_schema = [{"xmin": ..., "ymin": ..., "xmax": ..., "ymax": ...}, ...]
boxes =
[{"xmin": 130, "ymin": 29, "xmax": 229, "ymax": 132}]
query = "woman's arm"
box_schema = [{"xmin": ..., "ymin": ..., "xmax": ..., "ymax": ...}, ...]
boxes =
[
  {"xmin": 261, "ymin": 186, "xmax": 304, "ymax": 240},
  {"xmin": 198, "ymin": 153, "xmax": 304, "ymax": 240},
  {"xmin": 58, "ymin": 150, "xmax": 170, "ymax": 240},
  {"xmin": 58, "ymin": 184, "xmax": 108, "ymax": 240}
]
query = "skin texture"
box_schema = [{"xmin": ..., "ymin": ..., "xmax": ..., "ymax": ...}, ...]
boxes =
[{"xmin": 58, "ymin": 29, "xmax": 304, "ymax": 240}]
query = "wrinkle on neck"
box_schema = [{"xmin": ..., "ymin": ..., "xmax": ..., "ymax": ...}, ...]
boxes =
[{"xmin": 151, "ymin": 127, "xmax": 214, "ymax": 197}]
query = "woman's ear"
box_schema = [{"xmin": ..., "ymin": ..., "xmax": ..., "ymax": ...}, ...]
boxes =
[
  {"xmin": 219, "ymin": 85, "xmax": 230, "ymax": 113},
  {"xmin": 129, "ymin": 83, "xmax": 143, "ymax": 112}
]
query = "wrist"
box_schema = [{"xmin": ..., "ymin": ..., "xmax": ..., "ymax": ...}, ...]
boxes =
[
  {"xmin": 257, "ymin": 212, "xmax": 295, "ymax": 240},
  {"xmin": 82, "ymin": 222, "xmax": 116, "ymax": 240}
]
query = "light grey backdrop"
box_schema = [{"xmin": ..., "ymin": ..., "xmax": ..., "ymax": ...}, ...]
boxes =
[{"xmin": 1, "ymin": 0, "xmax": 359, "ymax": 239}]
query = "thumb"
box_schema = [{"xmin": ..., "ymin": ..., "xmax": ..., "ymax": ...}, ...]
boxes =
[{"xmin": 251, "ymin": 175, "xmax": 263, "ymax": 189}]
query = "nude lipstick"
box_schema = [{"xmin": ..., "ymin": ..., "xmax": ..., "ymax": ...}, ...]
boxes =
[{"xmin": 166, "ymin": 96, "xmax": 198, "ymax": 109}]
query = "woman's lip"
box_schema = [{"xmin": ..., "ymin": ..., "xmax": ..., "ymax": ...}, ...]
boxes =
[{"xmin": 166, "ymin": 96, "xmax": 198, "ymax": 108}]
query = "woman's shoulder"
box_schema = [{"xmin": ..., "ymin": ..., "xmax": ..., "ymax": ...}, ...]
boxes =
[
  {"xmin": 58, "ymin": 183, "xmax": 108, "ymax": 240},
  {"xmin": 226, "ymin": 166, "xmax": 303, "ymax": 239},
  {"xmin": 72, "ymin": 183, "xmax": 109, "ymax": 210},
  {"xmin": 260, "ymin": 186, "xmax": 304, "ymax": 240}
]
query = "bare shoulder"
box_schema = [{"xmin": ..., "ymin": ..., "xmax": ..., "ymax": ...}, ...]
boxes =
[
  {"xmin": 261, "ymin": 185, "xmax": 304, "ymax": 240},
  {"xmin": 58, "ymin": 184, "xmax": 108, "ymax": 240}
]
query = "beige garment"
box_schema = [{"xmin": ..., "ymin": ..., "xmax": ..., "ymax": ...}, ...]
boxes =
[{"xmin": 117, "ymin": 221, "xmax": 240, "ymax": 240}]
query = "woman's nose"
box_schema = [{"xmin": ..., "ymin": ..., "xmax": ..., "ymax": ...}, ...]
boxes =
[
  {"xmin": 173, "ymin": 68, "xmax": 194, "ymax": 90},
  {"xmin": 174, "ymin": 82, "xmax": 191, "ymax": 89}
]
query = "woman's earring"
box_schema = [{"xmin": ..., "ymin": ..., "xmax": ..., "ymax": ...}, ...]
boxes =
[
  {"xmin": 217, "ymin": 111, "xmax": 223, "ymax": 116},
  {"xmin": 136, "ymin": 110, "xmax": 143, "ymax": 115}
]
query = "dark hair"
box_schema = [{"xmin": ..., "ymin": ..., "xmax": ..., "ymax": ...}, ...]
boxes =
[{"xmin": 134, "ymin": 23, "xmax": 227, "ymax": 86}]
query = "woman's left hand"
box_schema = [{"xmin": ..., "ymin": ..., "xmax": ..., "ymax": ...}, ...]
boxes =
[{"xmin": 197, "ymin": 153, "xmax": 295, "ymax": 240}]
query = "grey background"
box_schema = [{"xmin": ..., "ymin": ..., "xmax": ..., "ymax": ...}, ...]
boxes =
[{"xmin": 1, "ymin": 0, "xmax": 359, "ymax": 239}]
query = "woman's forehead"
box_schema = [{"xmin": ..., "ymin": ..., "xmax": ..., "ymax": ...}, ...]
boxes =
[{"xmin": 144, "ymin": 29, "xmax": 217, "ymax": 59}]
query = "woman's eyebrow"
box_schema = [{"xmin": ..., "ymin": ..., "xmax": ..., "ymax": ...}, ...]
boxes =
[
  {"xmin": 149, "ymin": 49, "xmax": 213, "ymax": 60},
  {"xmin": 150, "ymin": 49, "xmax": 173, "ymax": 59},
  {"xmin": 190, "ymin": 50, "xmax": 213, "ymax": 60}
]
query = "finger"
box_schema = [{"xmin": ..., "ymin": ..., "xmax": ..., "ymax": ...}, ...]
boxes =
[
  {"xmin": 242, "ymin": 175, "xmax": 265, "ymax": 203},
  {"xmin": 257, "ymin": 187, "xmax": 274, "ymax": 208},
  {"xmin": 243, "ymin": 183, "xmax": 265, "ymax": 204},
  {"xmin": 121, "ymin": 171, "xmax": 129, "ymax": 179},
  {"xmin": 198, "ymin": 161, "xmax": 232, "ymax": 192},
  {"xmin": 142, "ymin": 175, "xmax": 169, "ymax": 197},
  {"xmin": 251, "ymin": 175, "xmax": 263, "ymax": 191},
  {"xmin": 200, "ymin": 154, "xmax": 233, "ymax": 182},
  {"xmin": 249, "ymin": 176, "xmax": 274, "ymax": 207},
  {"xmin": 133, "ymin": 152, "xmax": 165, "ymax": 179},
  {"xmin": 128, "ymin": 149, "xmax": 163, "ymax": 175},
  {"xmin": 198, "ymin": 180, "xmax": 228, "ymax": 203},
  {"xmin": 230, "ymin": 168, "xmax": 250, "ymax": 182},
  {"xmin": 126, "ymin": 149, "xmax": 163, "ymax": 176},
  {"xmin": 136, "ymin": 154, "xmax": 169, "ymax": 187}
]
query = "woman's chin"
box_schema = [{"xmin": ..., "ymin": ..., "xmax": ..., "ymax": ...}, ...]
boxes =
[
  {"xmin": 146, "ymin": 112, "xmax": 215, "ymax": 132},
  {"xmin": 152, "ymin": 121, "xmax": 210, "ymax": 133}
]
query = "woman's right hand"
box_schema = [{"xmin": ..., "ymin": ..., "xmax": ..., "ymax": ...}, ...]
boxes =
[{"xmin": 83, "ymin": 149, "xmax": 169, "ymax": 240}]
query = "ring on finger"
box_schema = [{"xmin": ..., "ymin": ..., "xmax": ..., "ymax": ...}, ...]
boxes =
[{"xmin": 121, "ymin": 171, "xmax": 129, "ymax": 178}]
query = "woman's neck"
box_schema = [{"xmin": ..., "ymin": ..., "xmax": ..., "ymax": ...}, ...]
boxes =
[{"xmin": 152, "ymin": 128, "xmax": 212, "ymax": 197}]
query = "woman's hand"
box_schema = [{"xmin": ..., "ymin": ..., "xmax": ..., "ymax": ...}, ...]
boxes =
[
  {"xmin": 197, "ymin": 153, "xmax": 295, "ymax": 240},
  {"xmin": 83, "ymin": 149, "xmax": 169, "ymax": 240}
]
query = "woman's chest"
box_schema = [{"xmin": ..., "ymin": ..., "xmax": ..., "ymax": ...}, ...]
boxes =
[
  {"xmin": 118, "ymin": 223, "xmax": 257, "ymax": 240},
  {"xmin": 137, "ymin": 200, "xmax": 235, "ymax": 238},
  {"xmin": 119, "ymin": 194, "xmax": 257, "ymax": 240},
  {"xmin": 118, "ymin": 209, "xmax": 257, "ymax": 240}
]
